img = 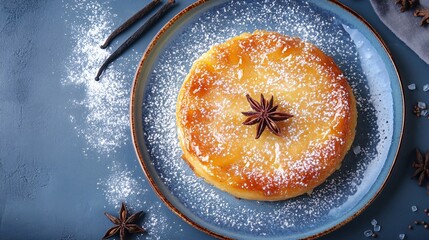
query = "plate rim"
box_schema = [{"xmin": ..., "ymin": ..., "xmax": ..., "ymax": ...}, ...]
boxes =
[{"xmin": 129, "ymin": 0, "xmax": 405, "ymax": 239}]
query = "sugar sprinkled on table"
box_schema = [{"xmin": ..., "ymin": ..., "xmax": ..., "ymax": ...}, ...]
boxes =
[
  {"xmin": 373, "ymin": 224, "xmax": 381, "ymax": 232},
  {"xmin": 418, "ymin": 102, "xmax": 427, "ymax": 109},
  {"xmin": 63, "ymin": 0, "xmax": 136, "ymax": 155},
  {"xmin": 364, "ymin": 229, "xmax": 373, "ymax": 237}
]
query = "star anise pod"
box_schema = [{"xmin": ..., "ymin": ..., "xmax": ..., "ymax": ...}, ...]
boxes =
[
  {"xmin": 242, "ymin": 94, "xmax": 293, "ymax": 139},
  {"xmin": 396, "ymin": 0, "xmax": 419, "ymax": 12},
  {"xmin": 412, "ymin": 149, "xmax": 429, "ymax": 186},
  {"xmin": 103, "ymin": 202, "xmax": 145, "ymax": 240},
  {"xmin": 414, "ymin": 8, "xmax": 429, "ymax": 26}
]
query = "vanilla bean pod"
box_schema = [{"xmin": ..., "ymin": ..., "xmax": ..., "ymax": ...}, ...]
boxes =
[
  {"xmin": 100, "ymin": 0, "xmax": 161, "ymax": 49},
  {"xmin": 95, "ymin": 0, "xmax": 175, "ymax": 81}
]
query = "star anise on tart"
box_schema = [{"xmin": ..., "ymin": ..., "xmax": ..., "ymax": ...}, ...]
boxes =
[
  {"xmin": 412, "ymin": 149, "xmax": 429, "ymax": 186},
  {"xmin": 103, "ymin": 202, "xmax": 145, "ymax": 240},
  {"xmin": 414, "ymin": 8, "xmax": 429, "ymax": 26},
  {"xmin": 242, "ymin": 94, "xmax": 293, "ymax": 139},
  {"xmin": 396, "ymin": 0, "xmax": 419, "ymax": 12}
]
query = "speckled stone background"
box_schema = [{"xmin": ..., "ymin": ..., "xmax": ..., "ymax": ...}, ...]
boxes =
[{"xmin": 0, "ymin": 0, "xmax": 428, "ymax": 239}]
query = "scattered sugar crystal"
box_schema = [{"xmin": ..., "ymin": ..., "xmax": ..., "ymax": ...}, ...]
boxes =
[
  {"xmin": 353, "ymin": 145, "xmax": 362, "ymax": 155},
  {"xmin": 371, "ymin": 219, "xmax": 378, "ymax": 226},
  {"xmin": 411, "ymin": 205, "xmax": 418, "ymax": 212},
  {"xmin": 421, "ymin": 109, "xmax": 428, "ymax": 117},
  {"xmin": 399, "ymin": 233, "xmax": 405, "ymax": 240},
  {"xmin": 423, "ymin": 84, "xmax": 429, "ymax": 92},
  {"xmin": 373, "ymin": 224, "xmax": 381, "ymax": 232},
  {"xmin": 418, "ymin": 102, "xmax": 426, "ymax": 109},
  {"xmin": 408, "ymin": 83, "xmax": 416, "ymax": 90},
  {"xmin": 364, "ymin": 229, "xmax": 373, "ymax": 237}
]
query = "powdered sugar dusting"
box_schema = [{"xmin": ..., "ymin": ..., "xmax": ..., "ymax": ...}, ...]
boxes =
[
  {"xmin": 138, "ymin": 203, "xmax": 177, "ymax": 240},
  {"xmin": 62, "ymin": 1, "xmax": 177, "ymax": 239},
  {"xmin": 62, "ymin": 0, "xmax": 138, "ymax": 155},
  {"xmin": 97, "ymin": 161, "xmax": 147, "ymax": 208},
  {"xmin": 139, "ymin": 0, "xmax": 396, "ymax": 238}
]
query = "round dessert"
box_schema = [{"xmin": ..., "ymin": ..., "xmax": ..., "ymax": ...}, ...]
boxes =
[{"xmin": 176, "ymin": 30, "xmax": 357, "ymax": 201}]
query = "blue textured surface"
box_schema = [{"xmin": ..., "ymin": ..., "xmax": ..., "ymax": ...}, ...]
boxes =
[{"xmin": 0, "ymin": 0, "xmax": 428, "ymax": 239}]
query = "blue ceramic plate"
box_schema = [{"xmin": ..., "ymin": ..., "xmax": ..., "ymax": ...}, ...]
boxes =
[{"xmin": 131, "ymin": 0, "xmax": 404, "ymax": 239}]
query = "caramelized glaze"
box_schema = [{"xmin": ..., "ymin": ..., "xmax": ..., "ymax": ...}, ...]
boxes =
[{"xmin": 176, "ymin": 31, "xmax": 357, "ymax": 201}]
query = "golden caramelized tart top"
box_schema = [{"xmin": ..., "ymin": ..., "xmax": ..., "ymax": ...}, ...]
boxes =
[{"xmin": 176, "ymin": 30, "xmax": 357, "ymax": 201}]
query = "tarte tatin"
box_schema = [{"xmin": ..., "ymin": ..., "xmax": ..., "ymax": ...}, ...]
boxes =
[{"xmin": 176, "ymin": 31, "xmax": 357, "ymax": 201}]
